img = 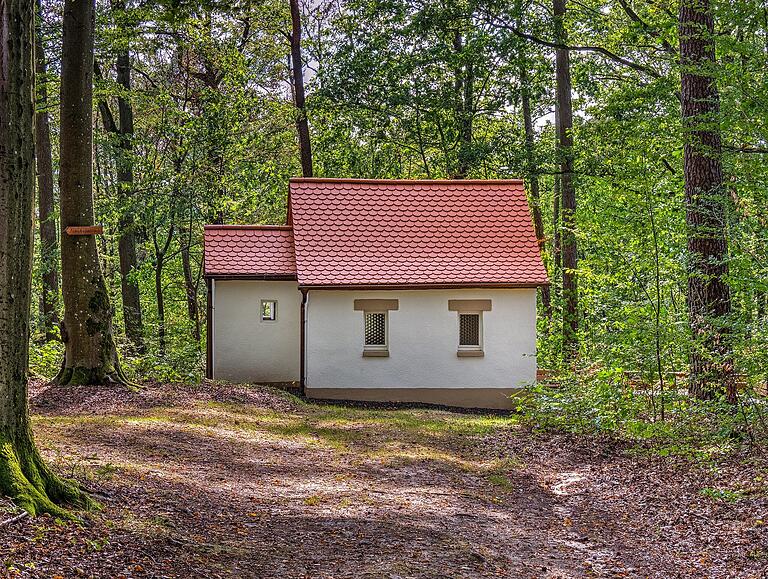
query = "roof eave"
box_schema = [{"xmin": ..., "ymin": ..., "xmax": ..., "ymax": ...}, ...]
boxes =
[
  {"xmin": 297, "ymin": 282, "xmax": 549, "ymax": 290},
  {"xmin": 205, "ymin": 274, "xmax": 297, "ymax": 281},
  {"xmin": 203, "ymin": 225, "xmax": 292, "ymax": 231}
]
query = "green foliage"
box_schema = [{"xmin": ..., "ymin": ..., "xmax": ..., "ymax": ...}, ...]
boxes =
[
  {"xmin": 28, "ymin": 341, "xmax": 64, "ymax": 381},
  {"xmin": 121, "ymin": 336, "xmax": 203, "ymax": 384},
  {"xmin": 519, "ymin": 369, "xmax": 768, "ymax": 460},
  {"xmin": 518, "ymin": 368, "xmax": 644, "ymax": 434}
]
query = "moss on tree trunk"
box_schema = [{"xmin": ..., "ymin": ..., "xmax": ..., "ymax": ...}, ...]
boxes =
[
  {"xmin": 0, "ymin": 0, "xmax": 92, "ymax": 514},
  {"xmin": 0, "ymin": 432, "xmax": 91, "ymax": 517}
]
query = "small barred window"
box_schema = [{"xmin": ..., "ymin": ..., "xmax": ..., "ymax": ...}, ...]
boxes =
[
  {"xmin": 364, "ymin": 312, "xmax": 386, "ymax": 346},
  {"xmin": 459, "ymin": 313, "xmax": 480, "ymax": 347}
]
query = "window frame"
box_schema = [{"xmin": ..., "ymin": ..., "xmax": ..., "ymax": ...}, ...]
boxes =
[
  {"xmin": 457, "ymin": 311, "xmax": 483, "ymax": 356},
  {"xmin": 260, "ymin": 299, "xmax": 278, "ymax": 323},
  {"xmin": 363, "ymin": 310, "xmax": 389, "ymax": 356}
]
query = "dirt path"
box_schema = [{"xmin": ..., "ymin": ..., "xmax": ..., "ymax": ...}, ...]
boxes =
[{"xmin": 1, "ymin": 382, "xmax": 766, "ymax": 578}]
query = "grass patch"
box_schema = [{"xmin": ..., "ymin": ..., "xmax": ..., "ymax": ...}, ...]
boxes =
[
  {"xmin": 487, "ymin": 473, "xmax": 515, "ymax": 490},
  {"xmin": 699, "ymin": 487, "xmax": 747, "ymax": 503},
  {"xmin": 303, "ymin": 494, "xmax": 324, "ymax": 506}
]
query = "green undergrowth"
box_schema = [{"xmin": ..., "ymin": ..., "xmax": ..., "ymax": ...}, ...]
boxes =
[
  {"xmin": 28, "ymin": 337, "xmax": 203, "ymax": 384},
  {"xmin": 518, "ymin": 367, "xmax": 768, "ymax": 464}
]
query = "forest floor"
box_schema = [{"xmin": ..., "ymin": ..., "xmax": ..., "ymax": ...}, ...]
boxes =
[{"xmin": 0, "ymin": 381, "xmax": 766, "ymax": 578}]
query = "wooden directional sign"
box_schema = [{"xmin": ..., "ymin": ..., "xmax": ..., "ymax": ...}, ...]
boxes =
[{"xmin": 65, "ymin": 225, "xmax": 104, "ymax": 236}]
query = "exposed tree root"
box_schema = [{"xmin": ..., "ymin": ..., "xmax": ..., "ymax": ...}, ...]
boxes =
[
  {"xmin": 0, "ymin": 434, "xmax": 96, "ymax": 517},
  {"xmin": 56, "ymin": 363, "xmax": 138, "ymax": 391}
]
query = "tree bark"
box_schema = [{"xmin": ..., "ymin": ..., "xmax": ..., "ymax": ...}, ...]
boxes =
[
  {"xmin": 554, "ymin": 0, "xmax": 578, "ymax": 361},
  {"xmin": 180, "ymin": 228, "xmax": 201, "ymax": 343},
  {"xmin": 152, "ymin": 225, "xmax": 174, "ymax": 357},
  {"xmin": 289, "ymin": 0, "xmax": 313, "ymax": 177},
  {"xmin": 552, "ymin": 102, "xmax": 561, "ymax": 282},
  {"xmin": 0, "ymin": 0, "xmax": 89, "ymax": 515},
  {"xmin": 520, "ymin": 64, "xmax": 552, "ymax": 322},
  {"xmin": 679, "ymin": 0, "xmax": 735, "ymax": 401},
  {"xmin": 112, "ymin": 2, "xmax": 144, "ymax": 352},
  {"xmin": 58, "ymin": 0, "xmax": 128, "ymax": 386},
  {"xmin": 453, "ymin": 31, "xmax": 474, "ymax": 178},
  {"xmin": 34, "ymin": 0, "xmax": 60, "ymax": 342},
  {"xmin": 155, "ymin": 254, "xmax": 166, "ymax": 356}
]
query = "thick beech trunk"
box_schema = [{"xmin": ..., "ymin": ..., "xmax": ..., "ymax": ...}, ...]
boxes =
[
  {"xmin": 679, "ymin": 0, "xmax": 735, "ymax": 401},
  {"xmin": 289, "ymin": 0, "xmax": 313, "ymax": 177},
  {"xmin": 520, "ymin": 65, "xmax": 552, "ymax": 322},
  {"xmin": 0, "ymin": 0, "xmax": 88, "ymax": 515},
  {"xmin": 58, "ymin": 0, "xmax": 127, "ymax": 385},
  {"xmin": 554, "ymin": 0, "xmax": 578, "ymax": 360},
  {"xmin": 34, "ymin": 0, "xmax": 60, "ymax": 342}
]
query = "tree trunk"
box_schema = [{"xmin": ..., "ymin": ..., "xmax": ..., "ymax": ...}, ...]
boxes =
[
  {"xmin": 180, "ymin": 229, "xmax": 201, "ymax": 343},
  {"xmin": 453, "ymin": 31, "xmax": 474, "ymax": 178},
  {"xmin": 113, "ymin": 4, "xmax": 144, "ymax": 352},
  {"xmin": 58, "ymin": 0, "xmax": 128, "ymax": 386},
  {"xmin": 289, "ymin": 0, "xmax": 313, "ymax": 177},
  {"xmin": 0, "ymin": 0, "xmax": 89, "ymax": 515},
  {"xmin": 520, "ymin": 64, "xmax": 552, "ymax": 322},
  {"xmin": 679, "ymin": 0, "xmax": 735, "ymax": 401},
  {"xmin": 34, "ymin": 0, "xmax": 60, "ymax": 342},
  {"xmin": 554, "ymin": 0, "xmax": 578, "ymax": 361},
  {"xmin": 155, "ymin": 255, "xmax": 166, "ymax": 356},
  {"xmin": 152, "ymin": 225, "xmax": 174, "ymax": 357}
]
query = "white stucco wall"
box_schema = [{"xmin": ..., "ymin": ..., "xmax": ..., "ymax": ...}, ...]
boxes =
[
  {"xmin": 212, "ymin": 280, "xmax": 301, "ymax": 383},
  {"xmin": 305, "ymin": 289, "xmax": 537, "ymax": 390}
]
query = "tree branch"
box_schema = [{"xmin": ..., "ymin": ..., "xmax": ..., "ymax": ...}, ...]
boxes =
[
  {"xmin": 615, "ymin": 0, "xmax": 676, "ymax": 56},
  {"xmin": 486, "ymin": 16, "xmax": 663, "ymax": 79},
  {"xmin": 93, "ymin": 60, "xmax": 118, "ymax": 134},
  {"xmin": 725, "ymin": 144, "xmax": 768, "ymax": 154}
]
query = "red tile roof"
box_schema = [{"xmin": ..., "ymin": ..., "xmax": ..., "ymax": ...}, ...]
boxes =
[
  {"xmin": 204, "ymin": 226, "xmax": 296, "ymax": 278},
  {"xmin": 288, "ymin": 179, "xmax": 548, "ymax": 287}
]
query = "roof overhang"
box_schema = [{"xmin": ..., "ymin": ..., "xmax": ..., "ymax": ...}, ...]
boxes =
[
  {"xmin": 205, "ymin": 274, "xmax": 297, "ymax": 281},
  {"xmin": 297, "ymin": 282, "xmax": 548, "ymax": 290}
]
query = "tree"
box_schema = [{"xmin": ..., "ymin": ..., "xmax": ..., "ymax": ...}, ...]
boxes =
[
  {"xmin": 0, "ymin": 0, "xmax": 88, "ymax": 515},
  {"xmin": 102, "ymin": 0, "xmax": 145, "ymax": 351},
  {"xmin": 554, "ymin": 0, "xmax": 578, "ymax": 361},
  {"xmin": 453, "ymin": 26, "xmax": 475, "ymax": 179},
  {"xmin": 95, "ymin": 0, "xmax": 144, "ymax": 352},
  {"xmin": 679, "ymin": 0, "xmax": 735, "ymax": 401},
  {"xmin": 34, "ymin": 0, "xmax": 60, "ymax": 342},
  {"xmin": 58, "ymin": 0, "xmax": 128, "ymax": 385},
  {"xmin": 519, "ymin": 62, "xmax": 552, "ymax": 322},
  {"xmin": 289, "ymin": 0, "xmax": 313, "ymax": 177}
]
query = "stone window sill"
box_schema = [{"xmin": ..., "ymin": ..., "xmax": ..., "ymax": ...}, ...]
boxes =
[
  {"xmin": 457, "ymin": 350, "xmax": 484, "ymax": 358},
  {"xmin": 363, "ymin": 350, "xmax": 389, "ymax": 357}
]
